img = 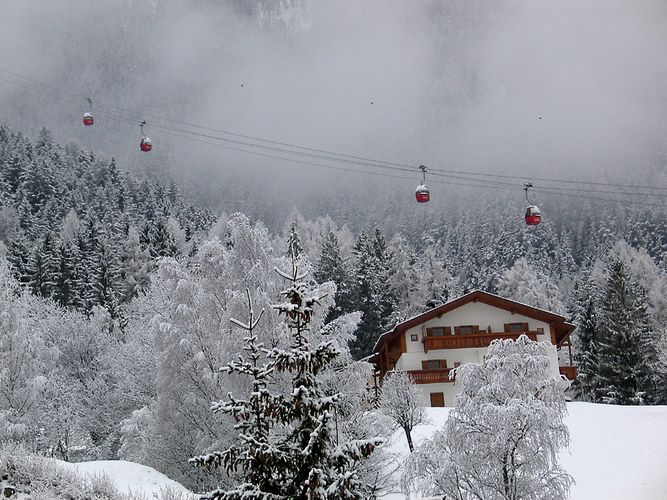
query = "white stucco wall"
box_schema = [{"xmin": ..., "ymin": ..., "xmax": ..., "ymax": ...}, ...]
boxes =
[{"xmin": 393, "ymin": 301, "xmax": 561, "ymax": 407}]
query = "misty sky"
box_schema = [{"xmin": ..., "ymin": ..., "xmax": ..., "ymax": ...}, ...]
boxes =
[{"xmin": 1, "ymin": 0, "xmax": 666, "ymax": 215}]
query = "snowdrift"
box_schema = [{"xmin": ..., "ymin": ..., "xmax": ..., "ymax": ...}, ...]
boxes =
[
  {"xmin": 58, "ymin": 460, "xmax": 196, "ymax": 498},
  {"xmin": 383, "ymin": 402, "xmax": 667, "ymax": 500}
]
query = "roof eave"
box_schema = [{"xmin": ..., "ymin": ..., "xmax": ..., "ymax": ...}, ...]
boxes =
[{"xmin": 372, "ymin": 290, "xmax": 575, "ymax": 353}]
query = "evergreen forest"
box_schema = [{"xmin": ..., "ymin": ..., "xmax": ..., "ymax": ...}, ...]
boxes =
[{"xmin": 0, "ymin": 125, "xmax": 665, "ymax": 493}]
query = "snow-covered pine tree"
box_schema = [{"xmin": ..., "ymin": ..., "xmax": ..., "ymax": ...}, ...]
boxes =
[
  {"xmin": 569, "ymin": 266, "xmax": 601, "ymax": 402},
  {"xmin": 286, "ymin": 219, "xmax": 304, "ymax": 260},
  {"xmin": 371, "ymin": 229, "xmax": 397, "ymax": 331},
  {"xmin": 119, "ymin": 226, "xmax": 152, "ymax": 304},
  {"xmin": 405, "ymin": 335, "xmax": 573, "ymax": 500},
  {"xmin": 349, "ymin": 231, "xmax": 395, "ymax": 359},
  {"xmin": 314, "ymin": 231, "xmax": 353, "ymax": 322},
  {"xmin": 52, "ymin": 240, "xmax": 75, "ymax": 308},
  {"xmin": 595, "ymin": 259, "xmax": 661, "ymax": 404},
  {"xmin": 349, "ymin": 232, "xmax": 380, "ymax": 359},
  {"xmin": 149, "ymin": 217, "xmax": 179, "ymax": 258},
  {"xmin": 194, "ymin": 257, "xmax": 381, "ymax": 499},
  {"xmin": 268, "ymin": 257, "xmax": 381, "ymax": 498},
  {"xmin": 89, "ymin": 240, "xmax": 121, "ymax": 320},
  {"xmin": 6, "ymin": 230, "xmax": 32, "ymax": 286},
  {"xmin": 190, "ymin": 289, "xmax": 282, "ymax": 499},
  {"xmin": 28, "ymin": 232, "xmax": 57, "ymax": 299}
]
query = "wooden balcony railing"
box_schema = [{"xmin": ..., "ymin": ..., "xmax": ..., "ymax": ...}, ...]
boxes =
[
  {"xmin": 559, "ymin": 366, "xmax": 577, "ymax": 380},
  {"xmin": 423, "ymin": 331, "xmax": 538, "ymax": 352},
  {"xmin": 407, "ymin": 368, "xmax": 455, "ymax": 384}
]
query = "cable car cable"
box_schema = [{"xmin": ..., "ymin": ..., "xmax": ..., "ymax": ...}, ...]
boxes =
[
  {"xmin": 2, "ymin": 67, "xmax": 667, "ymax": 196},
  {"xmin": 2, "ymin": 65, "xmax": 667, "ymax": 202},
  {"xmin": 158, "ymin": 127, "xmax": 528, "ymax": 193}
]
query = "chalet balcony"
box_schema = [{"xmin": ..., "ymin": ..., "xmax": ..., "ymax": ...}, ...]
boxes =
[
  {"xmin": 407, "ymin": 368, "xmax": 455, "ymax": 384},
  {"xmin": 559, "ymin": 365, "xmax": 577, "ymax": 380},
  {"xmin": 423, "ymin": 331, "xmax": 538, "ymax": 352}
]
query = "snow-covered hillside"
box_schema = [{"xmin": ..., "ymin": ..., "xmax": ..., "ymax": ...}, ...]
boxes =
[
  {"xmin": 383, "ymin": 402, "xmax": 667, "ymax": 500},
  {"xmin": 58, "ymin": 460, "xmax": 196, "ymax": 498}
]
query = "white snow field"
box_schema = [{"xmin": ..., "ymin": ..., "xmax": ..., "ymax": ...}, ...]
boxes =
[
  {"xmin": 382, "ymin": 402, "xmax": 667, "ymax": 500},
  {"xmin": 58, "ymin": 460, "xmax": 196, "ymax": 498},
  {"xmin": 12, "ymin": 402, "xmax": 662, "ymax": 499}
]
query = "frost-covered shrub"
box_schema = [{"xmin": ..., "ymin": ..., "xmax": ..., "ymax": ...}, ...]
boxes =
[
  {"xmin": 379, "ymin": 370, "xmax": 427, "ymax": 453},
  {"xmin": 405, "ymin": 335, "xmax": 573, "ymax": 500},
  {"xmin": 0, "ymin": 445, "xmax": 117, "ymax": 499}
]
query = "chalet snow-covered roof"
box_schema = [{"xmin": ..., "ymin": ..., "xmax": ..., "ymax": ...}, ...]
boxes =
[{"xmin": 372, "ymin": 290, "xmax": 575, "ymax": 353}]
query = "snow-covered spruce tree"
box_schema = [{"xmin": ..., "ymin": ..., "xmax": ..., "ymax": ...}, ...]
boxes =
[
  {"xmin": 405, "ymin": 335, "xmax": 573, "ymax": 500},
  {"xmin": 378, "ymin": 370, "xmax": 426, "ymax": 453},
  {"xmin": 569, "ymin": 267, "xmax": 601, "ymax": 402},
  {"xmin": 270, "ymin": 258, "xmax": 381, "ymax": 498},
  {"xmin": 191, "ymin": 289, "xmax": 281, "ymax": 498},
  {"xmin": 286, "ymin": 219, "xmax": 304, "ymax": 260},
  {"xmin": 194, "ymin": 258, "xmax": 381, "ymax": 499},
  {"xmin": 349, "ymin": 230, "xmax": 396, "ymax": 359},
  {"xmin": 370, "ymin": 229, "xmax": 397, "ymax": 332},
  {"xmin": 349, "ymin": 232, "xmax": 380, "ymax": 359},
  {"xmin": 314, "ymin": 231, "xmax": 353, "ymax": 322},
  {"xmin": 594, "ymin": 259, "xmax": 661, "ymax": 405}
]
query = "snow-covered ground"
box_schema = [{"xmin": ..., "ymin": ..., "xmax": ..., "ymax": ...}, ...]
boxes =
[
  {"xmin": 382, "ymin": 402, "xmax": 667, "ymax": 500},
  {"xmin": 58, "ymin": 460, "xmax": 195, "ymax": 498},
  {"xmin": 5, "ymin": 402, "xmax": 662, "ymax": 499}
]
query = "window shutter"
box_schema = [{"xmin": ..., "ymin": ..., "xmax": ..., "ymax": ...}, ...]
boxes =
[
  {"xmin": 426, "ymin": 328, "xmax": 433, "ymax": 337},
  {"xmin": 421, "ymin": 360, "xmax": 429, "ymax": 370},
  {"xmin": 504, "ymin": 323, "xmax": 511, "ymax": 332},
  {"xmin": 522, "ymin": 322, "xmax": 529, "ymax": 331},
  {"xmin": 439, "ymin": 359, "xmax": 447, "ymax": 369},
  {"xmin": 472, "ymin": 325, "xmax": 480, "ymax": 333},
  {"xmin": 445, "ymin": 326, "xmax": 452, "ymax": 335},
  {"xmin": 454, "ymin": 326, "xmax": 460, "ymax": 335},
  {"xmin": 430, "ymin": 392, "xmax": 445, "ymax": 407}
]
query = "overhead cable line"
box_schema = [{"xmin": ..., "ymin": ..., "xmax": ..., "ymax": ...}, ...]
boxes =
[
  {"xmin": 1, "ymin": 65, "xmax": 667, "ymax": 205},
  {"xmin": 159, "ymin": 126, "xmax": 527, "ymax": 193},
  {"xmin": 535, "ymin": 187, "xmax": 667, "ymax": 209},
  {"xmin": 4, "ymin": 65, "xmax": 665, "ymax": 193}
]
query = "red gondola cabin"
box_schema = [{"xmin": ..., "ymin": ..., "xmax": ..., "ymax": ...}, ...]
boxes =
[
  {"xmin": 525, "ymin": 205, "xmax": 542, "ymax": 225},
  {"xmin": 415, "ymin": 184, "xmax": 430, "ymax": 203},
  {"xmin": 83, "ymin": 113, "xmax": 94, "ymax": 126},
  {"xmin": 140, "ymin": 137, "xmax": 152, "ymax": 152}
]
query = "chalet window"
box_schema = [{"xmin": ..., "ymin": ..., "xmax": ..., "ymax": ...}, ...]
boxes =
[
  {"xmin": 426, "ymin": 360, "xmax": 440, "ymax": 370},
  {"xmin": 537, "ymin": 327, "xmax": 545, "ymax": 335},
  {"xmin": 455, "ymin": 325, "xmax": 479, "ymax": 335},
  {"xmin": 426, "ymin": 327, "xmax": 452, "ymax": 337},
  {"xmin": 410, "ymin": 334, "xmax": 418, "ymax": 341},
  {"xmin": 504, "ymin": 322, "xmax": 529, "ymax": 333},
  {"xmin": 422, "ymin": 359, "xmax": 447, "ymax": 370},
  {"xmin": 430, "ymin": 392, "xmax": 445, "ymax": 407}
]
